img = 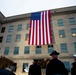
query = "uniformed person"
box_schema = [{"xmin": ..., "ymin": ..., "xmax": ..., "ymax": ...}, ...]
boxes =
[{"xmin": 46, "ymin": 50, "xmax": 68, "ymax": 75}]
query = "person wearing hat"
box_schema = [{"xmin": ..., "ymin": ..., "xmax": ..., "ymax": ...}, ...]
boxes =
[
  {"xmin": 71, "ymin": 58, "xmax": 76, "ymax": 75},
  {"xmin": 28, "ymin": 59, "xmax": 41, "ymax": 75},
  {"xmin": 46, "ymin": 50, "xmax": 68, "ymax": 75}
]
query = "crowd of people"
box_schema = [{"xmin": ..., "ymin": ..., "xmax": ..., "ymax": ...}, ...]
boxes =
[{"xmin": 28, "ymin": 50, "xmax": 76, "ymax": 75}]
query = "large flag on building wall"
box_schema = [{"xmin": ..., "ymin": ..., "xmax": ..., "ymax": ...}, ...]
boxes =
[{"xmin": 28, "ymin": 10, "xmax": 52, "ymax": 45}]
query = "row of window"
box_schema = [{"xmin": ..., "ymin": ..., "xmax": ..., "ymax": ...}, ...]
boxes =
[
  {"xmin": 3, "ymin": 45, "xmax": 53, "ymax": 55},
  {"xmin": 59, "ymin": 28, "xmax": 76, "ymax": 37},
  {"xmin": 2, "ymin": 43, "xmax": 76, "ymax": 55},
  {"xmin": 0, "ymin": 34, "xmax": 29, "ymax": 43},
  {"xmin": 1, "ymin": 24, "xmax": 30, "ymax": 33},
  {"xmin": 0, "ymin": 27, "xmax": 76, "ymax": 43},
  {"xmin": 1, "ymin": 17, "xmax": 75, "ymax": 33},
  {"xmin": 58, "ymin": 17, "xmax": 75, "ymax": 26}
]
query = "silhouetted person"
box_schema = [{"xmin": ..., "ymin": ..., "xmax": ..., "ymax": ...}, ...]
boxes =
[
  {"xmin": 28, "ymin": 59, "xmax": 41, "ymax": 75},
  {"xmin": 46, "ymin": 50, "xmax": 68, "ymax": 75},
  {"xmin": 71, "ymin": 58, "xmax": 76, "ymax": 75}
]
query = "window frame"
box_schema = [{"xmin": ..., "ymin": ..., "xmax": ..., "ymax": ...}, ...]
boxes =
[
  {"xmin": 59, "ymin": 30, "xmax": 65, "ymax": 38},
  {"xmin": 60, "ymin": 43, "xmax": 68, "ymax": 53},
  {"xmin": 36, "ymin": 46, "xmax": 42, "ymax": 54},
  {"xmin": 8, "ymin": 26, "xmax": 14, "ymax": 32},
  {"xmin": 17, "ymin": 25, "xmax": 22, "ymax": 31},
  {"xmin": 26, "ymin": 23, "xmax": 30, "ymax": 30},
  {"xmin": 24, "ymin": 46, "xmax": 30, "ymax": 54},
  {"xmin": 71, "ymin": 28, "xmax": 76, "ymax": 37},
  {"xmin": 14, "ymin": 47, "xmax": 19, "ymax": 55},
  {"xmin": 69, "ymin": 17, "xmax": 75, "ymax": 25},
  {"xmin": 57, "ymin": 19, "xmax": 64, "ymax": 26},
  {"xmin": 23, "ymin": 63, "xmax": 28, "ymax": 72},
  {"xmin": 1, "ymin": 27, "xmax": 5, "ymax": 33},
  {"xmin": 15, "ymin": 34, "xmax": 21, "ymax": 42},
  {"xmin": 6, "ymin": 35, "xmax": 12, "ymax": 43},
  {"xmin": 4, "ymin": 47, "xmax": 9, "ymax": 55}
]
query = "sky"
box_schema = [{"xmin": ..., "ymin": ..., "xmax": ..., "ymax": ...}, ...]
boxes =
[{"xmin": 0, "ymin": 0, "xmax": 76, "ymax": 17}]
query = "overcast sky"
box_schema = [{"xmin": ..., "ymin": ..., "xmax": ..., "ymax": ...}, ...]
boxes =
[{"xmin": 0, "ymin": 0, "xmax": 76, "ymax": 17}]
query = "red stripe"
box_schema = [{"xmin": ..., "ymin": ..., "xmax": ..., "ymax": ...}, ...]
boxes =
[
  {"xmin": 39, "ymin": 21, "xmax": 41, "ymax": 45},
  {"xmin": 42, "ymin": 12, "xmax": 44, "ymax": 45},
  {"xmin": 41, "ymin": 12, "xmax": 43, "ymax": 45},
  {"xmin": 48, "ymin": 10, "xmax": 52, "ymax": 44},
  {"xmin": 32, "ymin": 21, "xmax": 34, "ymax": 45},
  {"xmin": 36, "ymin": 20, "xmax": 38, "ymax": 45}
]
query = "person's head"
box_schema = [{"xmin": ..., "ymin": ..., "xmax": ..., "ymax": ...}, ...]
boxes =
[
  {"xmin": 33, "ymin": 59, "xmax": 39, "ymax": 64},
  {"xmin": 50, "ymin": 50, "xmax": 60, "ymax": 59}
]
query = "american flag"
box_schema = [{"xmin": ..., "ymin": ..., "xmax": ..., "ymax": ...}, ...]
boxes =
[{"xmin": 28, "ymin": 10, "xmax": 52, "ymax": 45}]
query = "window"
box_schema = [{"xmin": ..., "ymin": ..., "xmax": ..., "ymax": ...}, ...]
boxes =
[
  {"xmin": 36, "ymin": 46, "xmax": 41, "ymax": 54},
  {"xmin": 14, "ymin": 47, "xmax": 19, "ymax": 55},
  {"xmin": 25, "ymin": 34, "xmax": 29, "ymax": 40},
  {"xmin": 24, "ymin": 46, "xmax": 30, "ymax": 54},
  {"xmin": 8, "ymin": 26, "xmax": 14, "ymax": 32},
  {"xmin": 48, "ymin": 45, "xmax": 54, "ymax": 53},
  {"xmin": 63, "ymin": 62, "xmax": 70, "ymax": 72},
  {"xmin": 23, "ymin": 63, "xmax": 28, "ymax": 72},
  {"xmin": 57, "ymin": 19, "xmax": 63, "ymax": 26},
  {"xmin": 4, "ymin": 47, "xmax": 9, "ymax": 55},
  {"xmin": 15, "ymin": 34, "xmax": 21, "ymax": 42},
  {"xmin": 71, "ymin": 28, "xmax": 76, "ymax": 37},
  {"xmin": 59, "ymin": 30, "xmax": 65, "ymax": 38},
  {"xmin": 0, "ymin": 36, "xmax": 3, "ymax": 43},
  {"xmin": 74, "ymin": 42, "xmax": 76, "ymax": 52},
  {"xmin": 17, "ymin": 25, "xmax": 22, "ymax": 31},
  {"xmin": 6, "ymin": 35, "xmax": 12, "ymax": 43},
  {"xmin": 69, "ymin": 18, "xmax": 75, "ymax": 25},
  {"xmin": 60, "ymin": 43, "xmax": 68, "ymax": 53},
  {"xmin": 26, "ymin": 23, "xmax": 30, "ymax": 30},
  {"xmin": 1, "ymin": 27, "xmax": 5, "ymax": 33}
]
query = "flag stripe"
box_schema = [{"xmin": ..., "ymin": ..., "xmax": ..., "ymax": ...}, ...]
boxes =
[
  {"xmin": 45, "ymin": 11, "xmax": 48, "ymax": 44},
  {"xmin": 42, "ymin": 12, "xmax": 45, "ymax": 45},
  {"xmin": 41, "ymin": 12, "xmax": 43, "ymax": 45}
]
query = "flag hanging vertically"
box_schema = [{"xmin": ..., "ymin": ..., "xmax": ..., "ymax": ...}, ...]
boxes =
[{"xmin": 28, "ymin": 10, "xmax": 52, "ymax": 45}]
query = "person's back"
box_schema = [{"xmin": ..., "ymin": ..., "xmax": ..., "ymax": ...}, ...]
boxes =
[
  {"xmin": 46, "ymin": 50, "xmax": 68, "ymax": 75},
  {"xmin": 71, "ymin": 58, "xmax": 76, "ymax": 75},
  {"xmin": 28, "ymin": 59, "xmax": 41, "ymax": 75},
  {"xmin": 46, "ymin": 58, "xmax": 68, "ymax": 75}
]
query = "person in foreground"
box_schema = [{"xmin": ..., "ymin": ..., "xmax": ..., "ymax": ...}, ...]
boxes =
[
  {"xmin": 46, "ymin": 50, "xmax": 68, "ymax": 75},
  {"xmin": 0, "ymin": 68, "xmax": 15, "ymax": 75},
  {"xmin": 28, "ymin": 59, "xmax": 41, "ymax": 75},
  {"xmin": 71, "ymin": 58, "xmax": 76, "ymax": 75}
]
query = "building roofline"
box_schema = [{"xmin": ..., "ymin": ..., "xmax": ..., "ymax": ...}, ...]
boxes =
[{"xmin": 1, "ymin": 6, "xmax": 76, "ymax": 24}]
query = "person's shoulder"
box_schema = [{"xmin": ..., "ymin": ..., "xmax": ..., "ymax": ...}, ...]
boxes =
[{"xmin": 30, "ymin": 64, "xmax": 33, "ymax": 67}]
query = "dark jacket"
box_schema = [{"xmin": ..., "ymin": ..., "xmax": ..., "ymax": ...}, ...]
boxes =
[
  {"xmin": 71, "ymin": 62, "xmax": 76, "ymax": 75},
  {"xmin": 46, "ymin": 58, "xmax": 68, "ymax": 75},
  {"xmin": 28, "ymin": 63, "xmax": 41, "ymax": 75},
  {"xmin": 0, "ymin": 68, "xmax": 15, "ymax": 75}
]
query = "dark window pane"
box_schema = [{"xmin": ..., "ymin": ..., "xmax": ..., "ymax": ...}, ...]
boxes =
[{"xmin": 1, "ymin": 27, "xmax": 5, "ymax": 33}]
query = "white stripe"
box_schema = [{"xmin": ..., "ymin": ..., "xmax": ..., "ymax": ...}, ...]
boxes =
[
  {"xmin": 30, "ymin": 20, "xmax": 33, "ymax": 45},
  {"xmin": 47, "ymin": 11, "xmax": 50, "ymax": 44},
  {"xmin": 44, "ymin": 11, "xmax": 47, "ymax": 44},
  {"xmin": 37, "ymin": 20, "xmax": 39, "ymax": 45},
  {"xmin": 34, "ymin": 20, "xmax": 36, "ymax": 45},
  {"xmin": 41, "ymin": 12, "xmax": 43, "ymax": 45}
]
